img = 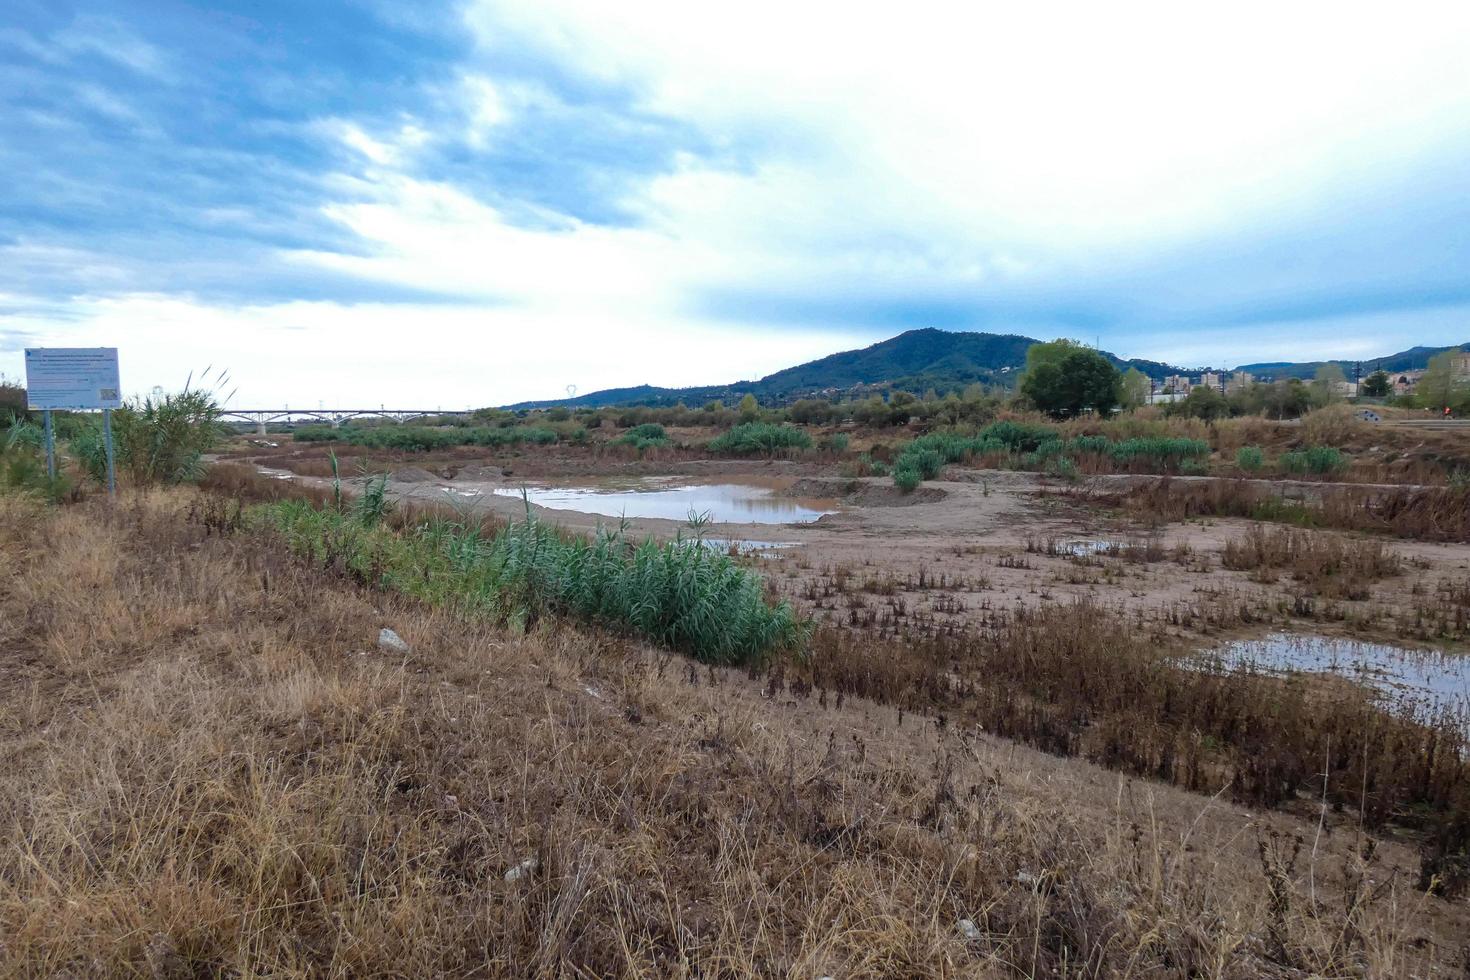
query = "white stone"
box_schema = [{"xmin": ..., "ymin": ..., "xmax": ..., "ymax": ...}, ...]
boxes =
[
  {"xmin": 504, "ymin": 857, "xmax": 539, "ymax": 882},
  {"xmin": 377, "ymin": 628, "xmax": 410, "ymax": 655},
  {"xmin": 956, "ymin": 918, "xmax": 982, "ymax": 942}
]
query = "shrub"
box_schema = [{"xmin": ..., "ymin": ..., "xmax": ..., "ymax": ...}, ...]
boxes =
[
  {"xmin": 707, "ymin": 423, "xmax": 812, "ymax": 456},
  {"xmin": 1, "ymin": 425, "xmax": 70, "ymax": 502},
  {"xmin": 893, "ymin": 464, "xmax": 923, "ymax": 493},
  {"xmin": 1046, "ymin": 455, "xmax": 1080, "ymax": 480},
  {"xmin": 819, "ymin": 433, "xmax": 850, "ymax": 453},
  {"xmin": 615, "ymin": 423, "xmax": 671, "ymax": 451},
  {"xmin": 1281, "ymin": 445, "xmax": 1347, "ymax": 476},
  {"xmin": 1236, "ymin": 446, "xmax": 1265, "ymax": 472}
]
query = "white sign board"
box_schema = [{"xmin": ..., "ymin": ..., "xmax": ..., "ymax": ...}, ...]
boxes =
[{"xmin": 24, "ymin": 348, "xmax": 122, "ymax": 410}]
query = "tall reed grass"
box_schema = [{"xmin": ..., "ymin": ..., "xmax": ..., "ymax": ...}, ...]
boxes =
[{"xmin": 261, "ymin": 499, "xmax": 804, "ymax": 664}]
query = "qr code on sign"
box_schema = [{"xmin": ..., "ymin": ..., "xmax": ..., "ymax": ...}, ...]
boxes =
[{"xmin": 100, "ymin": 388, "xmax": 119, "ymax": 400}]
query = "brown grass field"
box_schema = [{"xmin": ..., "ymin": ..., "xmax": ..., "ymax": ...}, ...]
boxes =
[{"xmin": 2, "ymin": 486, "xmax": 1469, "ymax": 977}]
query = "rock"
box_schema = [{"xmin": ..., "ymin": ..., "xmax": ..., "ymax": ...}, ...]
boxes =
[
  {"xmin": 377, "ymin": 628, "xmax": 410, "ymax": 655},
  {"xmin": 504, "ymin": 857, "xmax": 538, "ymax": 882},
  {"xmin": 956, "ymin": 918, "xmax": 982, "ymax": 942}
]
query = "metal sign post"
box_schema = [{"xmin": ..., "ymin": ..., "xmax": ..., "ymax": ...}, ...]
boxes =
[
  {"xmin": 42, "ymin": 410, "xmax": 56, "ymax": 480},
  {"xmin": 103, "ymin": 408, "xmax": 116, "ymax": 496}
]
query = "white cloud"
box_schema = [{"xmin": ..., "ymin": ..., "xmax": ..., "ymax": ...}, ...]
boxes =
[
  {"xmin": 460, "ymin": 73, "xmax": 508, "ymax": 147},
  {"xmin": 0, "ymin": 292, "xmax": 858, "ymax": 406},
  {"xmin": 467, "ymin": 0, "xmax": 1470, "ymax": 250}
]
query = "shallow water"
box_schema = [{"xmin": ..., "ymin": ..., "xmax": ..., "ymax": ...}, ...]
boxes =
[
  {"xmin": 1203, "ymin": 633, "xmax": 1470, "ymax": 723},
  {"xmin": 490, "ymin": 479, "xmax": 838, "ymax": 525}
]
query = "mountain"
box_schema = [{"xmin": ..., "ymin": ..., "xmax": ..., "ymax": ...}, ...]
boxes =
[
  {"xmin": 506, "ymin": 329, "xmax": 1470, "ymax": 410},
  {"xmin": 1235, "ymin": 343, "xmax": 1469, "ymax": 380},
  {"xmin": 507, "ymin": 329, "xmax": 1195, "ymax": 409}
]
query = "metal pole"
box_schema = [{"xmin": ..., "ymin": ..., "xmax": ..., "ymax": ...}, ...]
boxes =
[
  {"xmin": 103, "ymin": 408, "xmax": 116, "ymax": 497},
  {"xmin": 43, "ymin": 410, "xmax": 56, "ymax": 480}
]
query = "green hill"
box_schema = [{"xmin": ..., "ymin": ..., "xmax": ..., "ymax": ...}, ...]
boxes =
[
  {"xmin": 506, "ymin": 329, "xmax": 1468, "ymax": 410},
  {"xmin": 507, "ymin": 329, "xmax": 1188, "ymax": 409}
]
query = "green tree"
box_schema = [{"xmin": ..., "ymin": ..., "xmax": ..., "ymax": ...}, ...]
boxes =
[
  {"xmin": 737, "ymin": 393, "xmax": 759, "ymax": 420},
  {"xmin": 1360, "ymin": 370, "xmax": 1391, "ymax": 398},
  {"xmin": 1018, "ymin": 341, "xmax": 1122, "ymax": 419},
  {"xmin": 1175, "ymin": 384, "xmax": 1230, "ymax": 420},
  {"xmin": 1417, "ymin": 351, "xmax": 1468, "ymax": 411},
  {"xmin": 1120, "ymin": 367, "xmax": 1151, "ymax": 410},
  {"xmin": 1311, "ymin": 363, "xmax": 1348, "ymax": 404}
]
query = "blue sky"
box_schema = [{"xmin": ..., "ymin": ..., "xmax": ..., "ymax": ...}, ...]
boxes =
[{"xmin": 2, "ymin": 1, "xmax": 1468, "ymax": 406}]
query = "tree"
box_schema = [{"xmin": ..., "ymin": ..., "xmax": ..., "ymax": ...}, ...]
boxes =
[
  {"xmin": 737, "ymin": 393, "xmax": 760, "ymax": 420},
  {"xmin": 1417, "ymin": 351, "xmax": 1468, "ymax": 411},
  {"xmin": 1120, "ymin": 367, "xmax": 1151, "ymax": 410},
  {"xmin": 1311, "ymin": 363, "xmax": 1348, "ymax": 404},
  {"xmin": 1018, "ymin": 341, "xmax": 1122, "ymax": 419},
  {"xmin": 1175, "ymin": 384, "xmax": 1229, "ymax": 420},
  {"xmin": 1360, "ymin": 370, "xmax": 1391, "ymax": 398}
]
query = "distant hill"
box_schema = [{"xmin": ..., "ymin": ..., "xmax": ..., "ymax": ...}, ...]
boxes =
[
  {"xmin": 507, "ymin": 329, "xmax": 1198, "ymax": 409},
  {"xmin": 1236, "ymin": 343, "xmax": 1468, "ymax": 380},
  {"xmin": 506, "ymin": 329, "xmax": 1469, "ymax": 409}
]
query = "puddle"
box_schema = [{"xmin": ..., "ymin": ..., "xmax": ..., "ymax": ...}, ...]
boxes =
[
  {"xmin": 693, "ymin": 538, "xmax": 799, "ymax": 555},
  {"xmin": 1061, "ymin": 540, "xmax": 1121, "ymax": 557},
  {"xmin": 492, "ymin": 480, "xmax": 837, "ymax": 525},
  {"xmin": 1202, "ymin": 633, "xmax": 1470, "ymax": 724}
]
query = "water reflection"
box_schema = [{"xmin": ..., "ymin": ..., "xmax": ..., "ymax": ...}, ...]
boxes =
[
  {"xmin": 1203, "ymin": 633, "xmax": 1470, "ymax": 725},
  {"xmin": 491, "ymin": 479, "xmax": 837, "ymax": 525}
]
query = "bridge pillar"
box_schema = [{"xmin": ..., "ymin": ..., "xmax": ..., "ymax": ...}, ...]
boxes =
[{"xmin": 256, "ymin": 417, "xmax": 267, "ymax": 436}]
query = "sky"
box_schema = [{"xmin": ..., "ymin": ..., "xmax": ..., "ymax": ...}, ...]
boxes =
[{"xmin": 2, "ymin": 1, "xmax": 1468, "ymax": 407}]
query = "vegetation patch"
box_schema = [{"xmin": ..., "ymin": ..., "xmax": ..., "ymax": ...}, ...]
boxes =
[
  {"xmin": 706, "ymin": 422, "xmax": 812, "ymax": 456},
  {"xmin": 261, "ymin": 498, "xmax": 804, "ymax": 665},
  {"xmin": 294, "ymin": 424, "xmax": 565, "ymax": 451}
]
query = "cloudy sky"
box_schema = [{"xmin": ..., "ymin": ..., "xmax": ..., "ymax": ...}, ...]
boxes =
[{"xmin": 3, "ymin": 1, "xmax": 1468, "ymax": 407}]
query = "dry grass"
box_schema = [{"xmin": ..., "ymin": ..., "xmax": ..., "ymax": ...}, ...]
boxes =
[
  {"xmin": 1222, "ymin": 525, "xmax": 1403, "ymax": 600},
  {"xmin": 1, "ymin": 492, "xmax": 1467, "ymax": 976},
  {"xmin": 1076, "ymin": 477, "xmax": 1470, "ymax": 542}
]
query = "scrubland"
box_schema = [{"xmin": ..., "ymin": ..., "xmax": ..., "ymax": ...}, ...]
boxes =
[
  {"xmin": 5, "ymin": 399, "xmax": 1470, "ymax": 977},
  {"xmin": 1, "ymin": 479, "xmax": 1468, "ymax": 976}
]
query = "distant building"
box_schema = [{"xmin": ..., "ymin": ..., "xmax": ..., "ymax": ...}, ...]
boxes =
[
  {"xmin": 1200, "ymin": 372, "xmax": 1223, "ymax": 390},
  {"xmin": 1226, "ymin": 371, "xmax": 1254, "ymax": 392},
  {"xmin": 1162, "ymin": 374, "xmax": 1190, "ymax": 393},
  {"xmin": 1394, "ymin": 370, "xmax": 1424, "ymax": 394},
  {"xmin": 1453, "ymin": 353, "xmax": 1470, "ymax": 377}
]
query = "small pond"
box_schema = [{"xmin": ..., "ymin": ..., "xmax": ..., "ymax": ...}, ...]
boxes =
[
  {"xmin": 1201, "ymin": 633, "xmax": 1470, "ymax": 724},
  {"xmin": 491, "ymin": 479, "xmax": 838, "ymax": 525}
]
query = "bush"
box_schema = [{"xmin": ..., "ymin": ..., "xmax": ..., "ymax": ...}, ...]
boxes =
[
  {"xmin": 819, "ymin": 433, "xmax": 850, "ymax": 453},
  {"xmin": 1046, "ymin": 455, "xmax": 1080, "ymax": 480},
  {"xmin": 1236, "ymin": 446, "xmax": 1264, "ymax": 472},
  {"xmin": 1281, "ymin": 445, "xmax": 1348, "ymax": 475},
  {"xmin": 1, "ymin": 425, "xmax": 71, "ymax": 501},
  {"xmin": 707, "ymin": 423, "xmax": 812, "ymax": 456},
  {"xmin": 893, "ymin": 464, "xmax": 923, "ymax": 493},
  {"xmin": 615, "ymin": 423, "xmax": 671, "ymax": 451}
]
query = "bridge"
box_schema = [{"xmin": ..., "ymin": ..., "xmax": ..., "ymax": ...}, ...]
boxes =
[{"xmin": 223, "ymin": 408, "xmax": 477, "ymax": 435}]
